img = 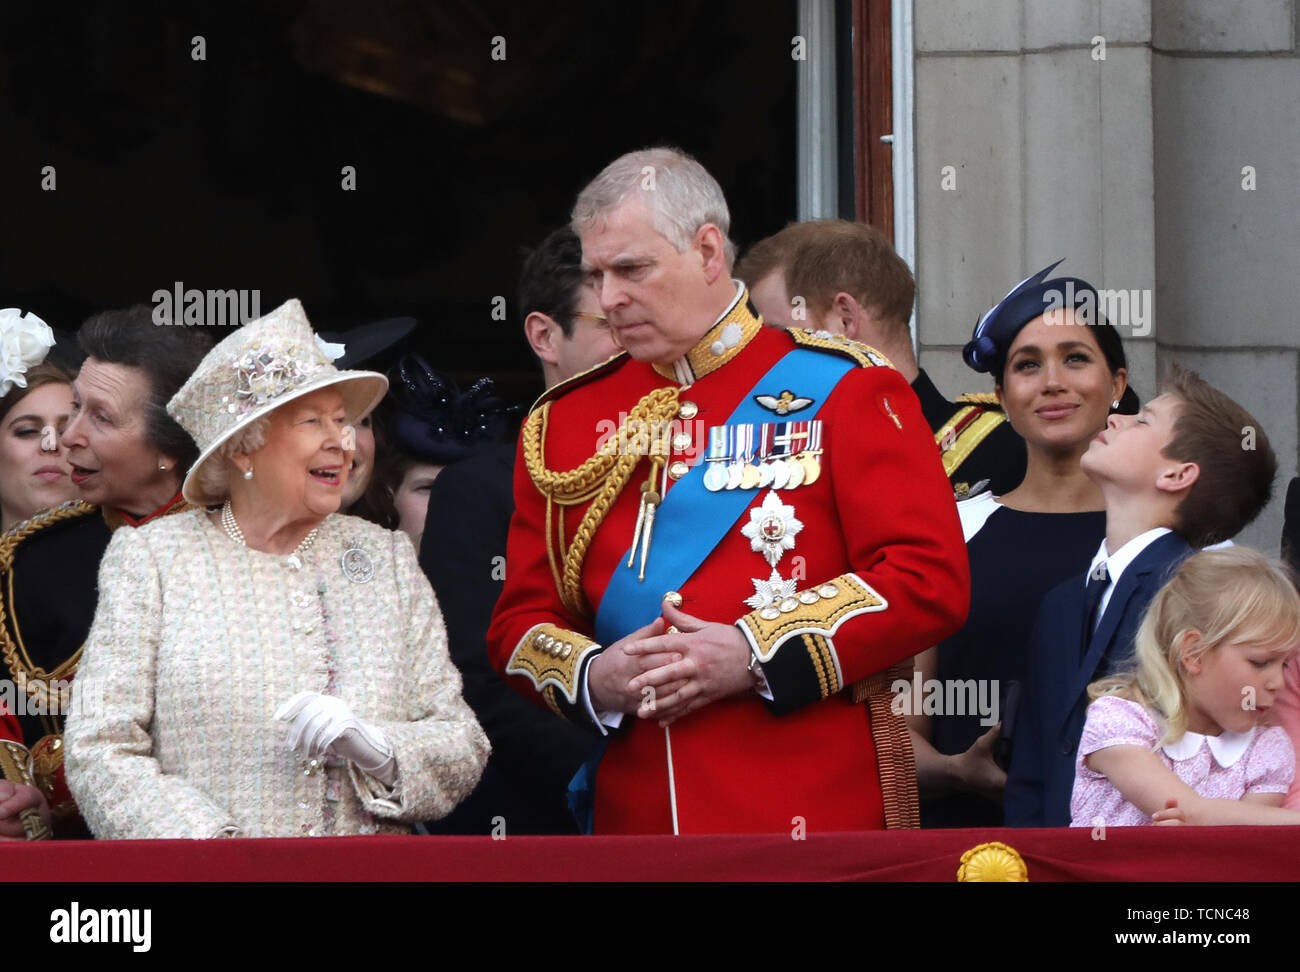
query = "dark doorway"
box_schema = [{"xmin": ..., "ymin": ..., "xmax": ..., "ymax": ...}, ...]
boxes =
[{"xmin": 0, "ymin": 1, "xmax": 797, "ymax": 404}]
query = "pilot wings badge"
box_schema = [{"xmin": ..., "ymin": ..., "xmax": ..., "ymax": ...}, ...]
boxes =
[{"xmin": 754, "ymin": 390, "xmax": 813, "ymax": 416}]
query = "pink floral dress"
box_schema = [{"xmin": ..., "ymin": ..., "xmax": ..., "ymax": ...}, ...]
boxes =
[{"xmin": 1070, "ymin": 695, "xmax": 1294, "ymax": 827}]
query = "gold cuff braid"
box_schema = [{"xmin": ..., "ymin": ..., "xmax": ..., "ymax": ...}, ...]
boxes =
[
  {"xmin": 505, "ymin": 624, "xmax": 601, "ymax": 707},
  {"xmin": 0, "ymin": 740, "xmax": 52, "ymax": 840},
  {"xmin": 736, "ymin": 572, "xmax": 889, "ymax": 667}
]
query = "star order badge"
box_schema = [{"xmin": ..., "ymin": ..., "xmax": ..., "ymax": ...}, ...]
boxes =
[
  {"xmin": 741, "ymin": 490, "xmax": 803, "ymax": 567},
  {"xmin": 744, "ymin": 568, "xmax": 798, "ymax": 621}
]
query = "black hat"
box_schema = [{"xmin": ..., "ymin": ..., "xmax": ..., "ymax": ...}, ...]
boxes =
[
  {"xmin": 963, "ymin": 260, "xmax": 1102, "ymax": 375},
  {"xmin": 387, "ymin": 354, "xmax": 519, "ymax": 465},
  {"xmin": 318, "ymin": 317, "xmax": 417, "ymax": 370}
]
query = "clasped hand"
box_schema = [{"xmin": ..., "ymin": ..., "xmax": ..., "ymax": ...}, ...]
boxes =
[
  {"xmin": 589, "ymin": 603, "xmax": 754, "ymax": 727},
  {"xmin": 0, "ymin": 781, "xmax": 52, "ymax": 840},
  {"xmin": 274, "ymin": 692, "xmax": 397, "ymax": 785}
]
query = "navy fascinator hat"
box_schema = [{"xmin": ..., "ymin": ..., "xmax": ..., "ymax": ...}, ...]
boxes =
[
  {"xmin": 387, "ymin": 354, "xmax": 519, "ymax": 465},
  {"xmin": 962, "ymin": 259, "xmax": 1102, "ymax": 375}
]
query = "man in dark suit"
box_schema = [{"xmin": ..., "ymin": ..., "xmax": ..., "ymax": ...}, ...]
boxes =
[
  {"xmin": 1006, "ymin": 368, "xmax": 1276, "ymax": 826},
  {"xmin": 738, "ymin": 219, "xmax": 1027, "ymax": 498},
  {"xmin": 418, "ymin": 226, "xmax": 620, "ymax": 834}
]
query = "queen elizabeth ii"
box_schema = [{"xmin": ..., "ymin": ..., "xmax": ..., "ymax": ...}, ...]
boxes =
[{"xmin": 64, "ymin": 299, "xmax": 488, "ymax": 838}]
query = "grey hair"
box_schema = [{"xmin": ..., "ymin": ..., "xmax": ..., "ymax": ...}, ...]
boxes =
[
  {"xmin": 571, "ymin": 147, "xmax": 736, "ymax": 269},
  {"xmin": 192, "ymin": 416, "xmax": 270, "ymax": 503}
]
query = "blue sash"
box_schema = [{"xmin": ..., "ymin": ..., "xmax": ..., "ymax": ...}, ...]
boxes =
[
  {"xmin": 593, "ymin": 347, "xmax": 854, "ymax": 644},
  {"xmin": 569, "ymin": 347, "xmax": 855, "ymax": 832},
  {"xmin": 570, "ymin": 347, "xmax": 855, "ymax": 832}
]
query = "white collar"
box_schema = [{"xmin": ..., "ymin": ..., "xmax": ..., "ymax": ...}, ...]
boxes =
[
  {"xmin": 956, "ymin": 491, "xmax": 1001, "ymax": 543},
  {"xmin": 1162, "ymin": 727, "xmax": 1256, "ymax": 767},
  {"xmin": 1085, "ymin": 527, "xmax": 1173, "ymax": 590}
]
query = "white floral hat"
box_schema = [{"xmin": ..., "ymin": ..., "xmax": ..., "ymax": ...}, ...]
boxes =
[
  {"xmin": 168, "ymin": 298, "xmax": 389, "ymax": 506},
  {"xmin": 0, "ymin": 308, "xmax": 57, "ymax": 398}
]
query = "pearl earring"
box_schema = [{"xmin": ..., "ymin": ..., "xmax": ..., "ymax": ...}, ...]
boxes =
[
  {"xmin": 1111, "ymin": 400, "xmax": 1120, "ymax": 410},
  {"xmin": 243, "ymin": 467, "xmax": 254, "ymax": 481},
  {"xmin": 159, "ymin": 463, "xmax": 168, "ymax": 471}
]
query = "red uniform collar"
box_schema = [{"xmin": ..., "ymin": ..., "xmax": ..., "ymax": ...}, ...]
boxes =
[{"xmin": 105, "ymin": 491, "xmax": 189, "ymax": 530}]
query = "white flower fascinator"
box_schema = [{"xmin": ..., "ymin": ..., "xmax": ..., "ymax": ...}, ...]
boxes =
[{"xmin": 0, "ymin": 308, "xmax": 57, "ymax": 397}]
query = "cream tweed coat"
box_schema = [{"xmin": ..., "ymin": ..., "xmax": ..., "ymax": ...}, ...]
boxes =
[{"xmin": 64, "ymin": 509, "xmax": 489, "ymax": 839}]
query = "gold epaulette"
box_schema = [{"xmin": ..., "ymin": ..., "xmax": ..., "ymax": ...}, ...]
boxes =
[
  {"xmin": 529, "ymin": 351, "xmax": 629, "ymax": 414},
  {"xmin": 935, "ymin": 405, "xmax": 1009, "ymax": 478},
  {"xmin": 787, "ymin": 328, "xmax": 895, "ymax": 370},
  {"xmin": 0, "ymin": 500, "xmax": 99, "ymax": 570},
  {"xmin": 955, "ymin": 392, "xmax": 1002, "ymax": 407}
]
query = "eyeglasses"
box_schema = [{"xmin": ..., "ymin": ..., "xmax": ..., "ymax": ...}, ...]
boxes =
[{"xmin": 573, "ymin": 312, "xmax": 612, "ymax": 330}]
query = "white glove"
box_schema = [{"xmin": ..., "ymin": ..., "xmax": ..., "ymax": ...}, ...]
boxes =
[{"xmin": 274, "ymin": 692, "xmax": 397, "ymax": 786}]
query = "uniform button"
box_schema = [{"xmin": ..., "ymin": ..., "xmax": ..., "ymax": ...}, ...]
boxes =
[
  {"xmin": 678, "ymin": 401, "xmax": 698, "ymax": 420},
  {"xmin": 668, "ymin": 460, "xmax": 690, "ymax": 480},
  {"xmin": 671, "ymin": 432, "xmax": 692, "ymax": 451},
  {"xmin": 662, "ymin": 591, "xmax": 683, "ymax": 608}
]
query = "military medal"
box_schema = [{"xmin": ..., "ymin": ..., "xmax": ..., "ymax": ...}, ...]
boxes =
[
  {"xmin": 794, "ymin": 421, "xmax": 824, "ymax": 486},
  {"xmin": 703, "ymin": 426, "xmax": 729, "ymax": 492},
  {"xmin": 741, "ymin": 490, "xmax": 804, "ymax": 567},
  {"xmin": 769, "ymin": 457, "xmax": 790, "ymax": 490},
  {"xmin": 784, "ymin": 456, "xmax": 805, "ymax": 489}
]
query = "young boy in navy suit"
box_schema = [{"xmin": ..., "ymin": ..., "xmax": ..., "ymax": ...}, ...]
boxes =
[{"xmin": 1005, "ymin": 366, "xmax": 1276, "ymax": 826}]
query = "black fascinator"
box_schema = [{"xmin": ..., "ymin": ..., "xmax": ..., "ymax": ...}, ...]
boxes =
[{"xmin": 387, "ymin": 354, "xmax": 519, "ymax": 464}]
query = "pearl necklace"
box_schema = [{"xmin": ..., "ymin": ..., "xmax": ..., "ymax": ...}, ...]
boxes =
[{"xmin": 220, "ymin": 500, "xmax": 319, "ymax": 570}]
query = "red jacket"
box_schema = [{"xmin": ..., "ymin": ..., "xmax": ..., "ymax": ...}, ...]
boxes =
[
  {"xmin": 488, "ymin": 297, "xmax": 969, "ymax": 833},
  {"xmin": 1, "ymin": 705, "xmax": 19, "ymax": 745}
]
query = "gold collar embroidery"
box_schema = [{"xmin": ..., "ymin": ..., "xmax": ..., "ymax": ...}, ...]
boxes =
[{"xmin": 651, "ymin": 284, "xmax": 764, "ymax": 385}]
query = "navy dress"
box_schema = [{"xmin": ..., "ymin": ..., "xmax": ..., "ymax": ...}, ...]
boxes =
[{"xmin": 923, "ymin": 494, "xmax": 1105, "ymax": 828}]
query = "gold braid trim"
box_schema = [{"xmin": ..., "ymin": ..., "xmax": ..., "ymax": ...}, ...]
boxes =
[
  {"xmin": 0, "ymin": 740, "xmax": 52, "ymax": 839},
  {"xmin": 523, "ymin": 387, "xmax": 681, "ymax": 616},
  {"xmin": 853, "ymin": 660, "xmax": 920, "ymax": 829},
  {"xmin": 0, "ymin": 501, "xmax": 99, "ymax": 708},
  {"xmin": 506, "ymin": 623, "xmax": 601, "ymax": 706}
]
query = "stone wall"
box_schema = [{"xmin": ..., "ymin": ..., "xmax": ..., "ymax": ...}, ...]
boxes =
[{"xmin": 911, "ymin": 0, "xmax": 1297, "ymax": 550}]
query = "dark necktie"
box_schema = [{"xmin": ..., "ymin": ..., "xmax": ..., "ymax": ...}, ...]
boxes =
[{"xmin": 1081, "ymin": 561, "xmax": 1110, "ymax": 657}]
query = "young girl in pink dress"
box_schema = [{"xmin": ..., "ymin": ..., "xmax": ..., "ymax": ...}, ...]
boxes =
[{"xmin": 1071, "ymin": 546, "xmax": 1300, "ymax": 827}]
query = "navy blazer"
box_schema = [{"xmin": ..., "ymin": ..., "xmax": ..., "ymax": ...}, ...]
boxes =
[{"xmin": 1005, "ymin": 531, "xmax": 1194, "ymax": 826}]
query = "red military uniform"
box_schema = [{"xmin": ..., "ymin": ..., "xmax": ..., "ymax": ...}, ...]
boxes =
[
  {"xmin": 487, "ymin": 291, "xmax": 969, "ymax": 834},
  {"xmin": 1, "ymin": 706, "xmax": 19, "ymax": 745}
]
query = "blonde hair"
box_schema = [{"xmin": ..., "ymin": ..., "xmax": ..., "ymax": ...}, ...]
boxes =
[{"xmin": 1088, "ymin": 546, "xmax": 1300, "ymax": 745}]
